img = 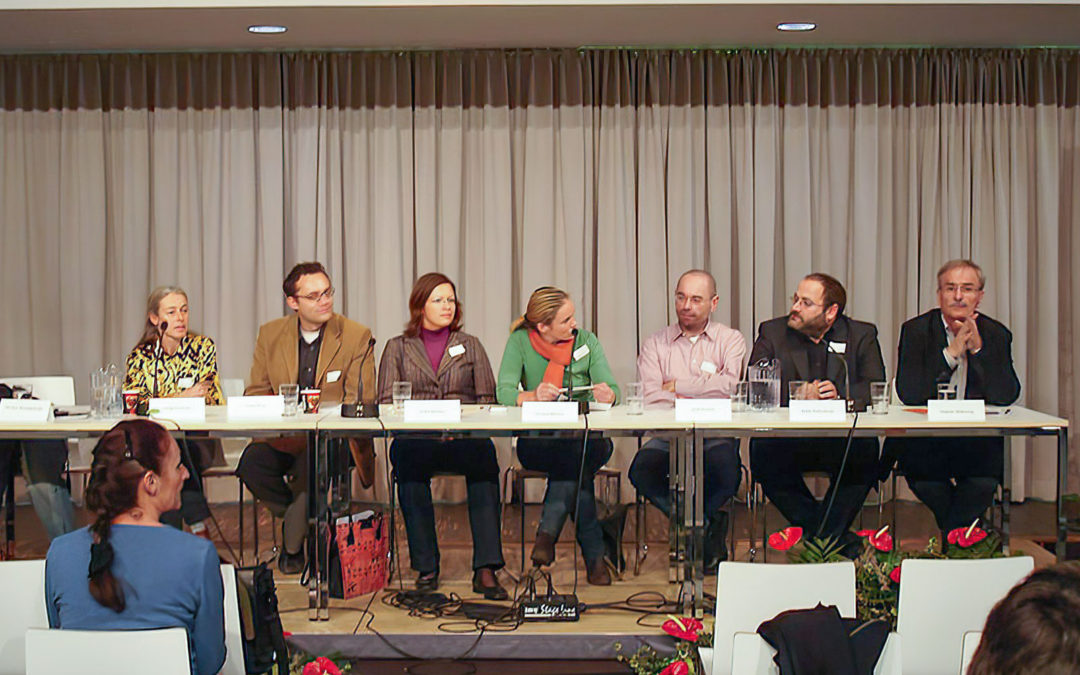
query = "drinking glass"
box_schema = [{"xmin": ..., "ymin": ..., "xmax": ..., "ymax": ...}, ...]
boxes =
[
  {"xmin": 789, "ymin": 380, "xmax": 809, "ymax": 401},
  {"xmin": 392, "ymin": 381, "xmax": 412, "ymax": 414},
  {"xmin": 279, "ymin": 384, "xmax": 299, "ymax": 416},
  {"xmin": 731, "ymin": 381, "xmax": 749, "ymax": 413},
  {"xmin": 624, "ymin": 382, "xmax": 644, "ymax": 415},
  {"xmin": 937, "ymin": 383, "xmax": 958, "ymax": 400},
  {"xmin": 870, "ymin": 381, "xmax": 889, "ymax": 414}
]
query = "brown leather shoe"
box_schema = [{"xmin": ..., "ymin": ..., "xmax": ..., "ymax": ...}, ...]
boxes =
[
  {"xmin": 530, "ymin": 531, "xmax": 557, "ymax": 567},
  {"xmin": 349, "ymin": 438, "xmax": 376, "ymax": 489},
  {"xmin": 586, "ymin": 558, "xmax": 612, "ymax": 585},
  {"xmin": 472, "ymin": 568, "xmax": 509, "ymax": 601}
]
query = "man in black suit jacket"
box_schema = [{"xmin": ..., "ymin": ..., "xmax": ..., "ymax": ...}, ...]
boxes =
[
  {"xmin": 749, "ymin": 274, "xmax": 886, "ymax": 553},
  {"xmin": 887, "ymin": 259, "xmax": 1020, "ymax": 532}
]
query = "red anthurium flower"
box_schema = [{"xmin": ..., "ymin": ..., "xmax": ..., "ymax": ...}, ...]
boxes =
[
  {"xmin": 661, "ymin": 616, "xmax": 704, "ymax": 642},
  {"xmin": 302, "ymin": 662, "xmax": 323, "ymax": 675},
  {"xmin": 889, "ymin": 566, "xmax": 901, "ymax": 584},
  {"xmin": 768, "ymin": 526, "xmax": 803, "ymax": 551},
  {"xmin": 315, "ymin": 657, "xmax": 342, "ymax": 675},
  {"xmin": 867, "ymin": 525, "xmax": 893, "ymax": 552},
  {"xmin": 948, "ymin": 521, "xmax": 988, "ymax": 548},
  {"xmin": 659, "ymin": 660, "xmax": 690, "ymax": 675}
]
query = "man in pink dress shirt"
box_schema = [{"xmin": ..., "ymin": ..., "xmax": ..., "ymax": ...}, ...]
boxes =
[{"xmin": 630, "ymin": 269, "xmax": 747, "ymax": 568}]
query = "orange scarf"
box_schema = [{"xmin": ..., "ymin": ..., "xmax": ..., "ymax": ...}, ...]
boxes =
[{"xmin": 528, "ymin": 330, "xmax": 574, "ymax": 388}]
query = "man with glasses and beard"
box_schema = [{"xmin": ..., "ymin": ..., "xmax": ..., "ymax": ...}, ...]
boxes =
[
  {"xmin": 237, "ymin": 262, "xmax": 376, "ymax": 574},
  {"xmin": 748, "ymin": 273, "xmax": 885, "ymax": 556}
]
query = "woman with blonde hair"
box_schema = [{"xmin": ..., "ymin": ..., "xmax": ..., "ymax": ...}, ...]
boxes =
[{"xmin": 496, "ymin": 286, "xmax": 619, "ymax": 585}]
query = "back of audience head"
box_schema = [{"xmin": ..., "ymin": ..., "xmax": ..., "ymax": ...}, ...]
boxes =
[
  {"xmin": 85, "ymin": 419, "xmax": 182, "ymax": 613},
  {"xmin": 967, "ymin": 561, "xmax": 1080, "ymax": 675}
]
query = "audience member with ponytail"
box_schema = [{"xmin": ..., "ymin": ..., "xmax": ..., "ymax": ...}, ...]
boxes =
[{"xmin": 45, "ymin": 419, "xmax": 226, "ymax": 675}]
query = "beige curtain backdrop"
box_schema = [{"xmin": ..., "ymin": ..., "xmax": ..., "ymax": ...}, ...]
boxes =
[{"xmin": 1, "ymin": 49, "xmax": 1077, "ymax": 501}]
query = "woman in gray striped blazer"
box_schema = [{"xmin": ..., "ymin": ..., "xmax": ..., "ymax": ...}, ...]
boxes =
[{"xmin": 377, "ymin": 272, "xmax": 507, "ymax": 600}]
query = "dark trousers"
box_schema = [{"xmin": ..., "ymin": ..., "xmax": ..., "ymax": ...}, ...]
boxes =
[
  {"xmin": 161, "ymin": 437, "xmax": 215, "ymax": 529},
  {"xmin": 886, "ymin": 436, "xmax": 1003, "ymax": 531},
  {"xmin": 629, "ymin": 437, "xmax": 741, "ymax": 521},
  {"xmin": 390, "ymin": 437, "xmax": 504, "ymax": 574},
  {"xmin": 0, "ymin": 439, "xmax": 74, "ymax": 540},
  {"xmin": 516, "ymin": 435, "xmax": 613, "ymax": 564},
  {"xmin": 750, "ymin": 437, "xmax": 881, "ymax": 542},
  {"xmin": 236, "ymin": 441, "xmax": 309, "ymax": 554}
]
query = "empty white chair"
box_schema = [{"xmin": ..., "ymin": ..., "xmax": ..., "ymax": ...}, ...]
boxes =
[
  {"xmin": 712, "ymin": 561, "xmax": 856, "ymax": 675},
  {"xmin": 25, "ymin": 626, "xmax": 190, "ymax": 675},
  {"xmin": 960, "ymin": 631, "xmax": 982, "ymax": 674},
  {"xmin": 220, "ymin": 564, "xmax": 246, "ymax": 675},
  {"xmin": 0, "ymin": 560, "xmax": 48, "ymax": 675},
  {"xmin": 0, "ymin": 375, "xmax": 76, "ymax": 407},
  {"xmin": 895, "ymin": 557, "xmax": 1033, "ymax": 675}
]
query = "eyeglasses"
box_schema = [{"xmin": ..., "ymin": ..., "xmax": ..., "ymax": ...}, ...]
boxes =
[
  {"xmin": 791, "ymin": 294, "xmax": 823, "ymax": 309},
  {"xmin": 939, "ymin": 284, "xmax": 981, "ymax": 295},
  {"xmin": 295, "ymin": 287, "xmax": 335, "ymax": 302},
  {"xmin": 428, "ymin": 297, "xmax": 456, "ymax": 305}
]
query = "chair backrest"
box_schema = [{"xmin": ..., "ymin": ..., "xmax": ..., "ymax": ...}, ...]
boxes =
[
  {"xmin": 896, "ymin": 557, "xmax": 1033, "ymax": 675},
  {"xmin": 0, "ymin": 376, "xmax": 76, "ymax": 406},
  {"xmin": 25, "ymin": 626, "xmax": 190, "ymax": 675},
  {"xmin": 0, "ymin": 560, "xmax": 48, "ymax": 675},
  {"xmin": 222, "ymin": 378, "xmax": 245, "ymax": 399},
  {"xmin": 712, "ymin": 561, "xmax": 856, "ymax": 675},
  {"xmin": 960, "ymin": 631, "xmax": 982, "ymax": 674},
  {"xmin": 220, "ymin": 564, "xmax": 247, "ymax": 675}
]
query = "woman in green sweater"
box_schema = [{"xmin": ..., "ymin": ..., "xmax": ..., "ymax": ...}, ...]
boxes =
[{"xmin": 496, "ymin": 286, "xmax": 620, "ymax": 585}]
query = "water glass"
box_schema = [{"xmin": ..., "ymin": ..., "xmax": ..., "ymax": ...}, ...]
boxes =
[
  {"xmin": 279, "ymin": 384, "xmax": 299, "ymax": 416},
  {"xmin": 937, "ymin": 383, "xmax": 958, "ymax": 400},
  {"xmin": 870, "ymin": 381, "xmax": 889, "ymax": 414},
  {"xmin": 624, "ymin": 382, "xmax": 644, "ymax": 415},
  {"xmin": 731, "ymin": 381, "xmax": 749, "ymax": 412},
  {"xmin": 789, "ymin": 380, "xmax": 809, "ymax": 401},
  {"xmin": 392, "ymin": 381, "xmax": 412, "ymax": 414}
]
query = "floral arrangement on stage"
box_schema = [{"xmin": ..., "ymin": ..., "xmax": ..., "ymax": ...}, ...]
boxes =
[
  {"xmin": 289, "ymin": 652, "xmax": 352, "ymax": 675},
  {"xmin": 769, "ymin": 521, "xmax": 1007, "ymax": 628},
  {"xmin": 615, "ymin": 615, "xmax": 712, "ymax": 675}
]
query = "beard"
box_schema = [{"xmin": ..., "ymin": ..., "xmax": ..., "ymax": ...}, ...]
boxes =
[{"xmin": 788, "ymin": 310, "xmax": 829, "ymax": 340}]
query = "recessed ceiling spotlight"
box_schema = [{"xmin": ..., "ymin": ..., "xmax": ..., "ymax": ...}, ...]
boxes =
[
  {"xmin": 248, "ymin": 25, "xmax": 288, "ymax": 34},
  {"xmin": 776, "ymin": 22, "xmax": 817, "ymax": 32}
]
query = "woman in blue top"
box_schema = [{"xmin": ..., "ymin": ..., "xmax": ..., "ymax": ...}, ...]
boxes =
[{"xmin": 45, "ymin": 419, "xmax": 226, "ymax": 675}]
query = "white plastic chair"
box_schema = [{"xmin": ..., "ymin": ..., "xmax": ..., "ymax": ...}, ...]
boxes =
[
  {"xmin": 25, "ymin": 626, "xmax": 190, "ymax": 675},
  {"xmin": 0, "ymin": 560, "xmax": 48, "ymax": 675},
  {"xmin": 220, "ymin": 564, "xmax": 246, "ymax": 675},
  {"xmin": 0, "ymin": 375, "xmax": 76, "ymax": 407},
  {"xmin": 960, "ymin": 631, "xmax": 982, "ymax": 674},
  {"xmin": 712, "ymin": 561, "xmax": 856, "ymax": 675},
  {"xmin": 894, "ymin": 557, "xmax": 1033, "ymax": 675}
]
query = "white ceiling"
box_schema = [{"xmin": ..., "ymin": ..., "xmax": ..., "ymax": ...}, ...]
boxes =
[{"xmin": 1, "ymin": 1, "xmax": 1079, "ymax": 53}]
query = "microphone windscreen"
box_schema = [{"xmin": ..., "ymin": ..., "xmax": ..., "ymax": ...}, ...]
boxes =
[{"xmin": 159, "ymin": 321, "xmax": 168, "ymax": 332}]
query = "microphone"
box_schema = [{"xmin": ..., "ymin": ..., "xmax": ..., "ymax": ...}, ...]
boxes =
[
  {"xmin": 341, "ymin": 336, "xmax": 377, "ymax": 418},
  {"xmin": 153, "ymin": 321, "xmax": 168, "ymax": 400},
  {"xmin": 566, "ymin": 328, "xmax": 588, "ymax": 415},
  {"xmin": 826, "ymin": 342, "xmax": 852, "ymax": 413}
]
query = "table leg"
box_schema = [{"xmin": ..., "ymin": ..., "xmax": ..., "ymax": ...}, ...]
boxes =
[
  {"xmin": 1058, "ymin": 428, "xmax": 1070, "ymax": 563},
  {"xmin": 669, "ymin": 434, "xmax": 683, "ymax": 585},
  {"xmin": 308, "ymin": 431, "xmax": 329, "ymax": 621},
  {"xmin": 690, "ymin": 429, "xmax": 704, "ymax": 617}
]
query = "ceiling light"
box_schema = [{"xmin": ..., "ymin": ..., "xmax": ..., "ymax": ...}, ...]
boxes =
[
  {"xmin": 776, "ymin": 22, "xmax": 817, "ymax": 32},
  {"xmin": 247, "ymin": 25, "xmax": 288, "ymax": 35}
]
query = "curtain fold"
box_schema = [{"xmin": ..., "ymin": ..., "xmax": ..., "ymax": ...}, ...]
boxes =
[{"xmin": 2, "ymin": 48, "xmax": 1078, "ymax": 498}]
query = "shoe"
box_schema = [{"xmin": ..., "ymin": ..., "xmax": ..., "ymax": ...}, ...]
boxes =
[
  {"xmin": 415, "ymin": 571, "xmax": 439, "ymax": 592},
  {"xmin": 586, "ymin": 558, "xmax": 612, "ymax": 586},
  {"xmin": 531, "ymin": 531, "xmax": 557, "ymax": 567},
  {"xmin": 704, "ymin": 510, "xmax": 729, "ymax": 571},
  {"xmin": 599, "ymin": 504, "xmax": 629, "ymax": 574},
  {"xmin": 472, "ymin": 568, "xmax": 509, "ymax": 601},
  {"xmin": 277, "ymin": 548, "xmax": 305, "ymax": 575}
]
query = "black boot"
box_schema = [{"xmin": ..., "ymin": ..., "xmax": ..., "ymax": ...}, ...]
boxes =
[{"xmin": 704, "ymin": 510, "xmax": 729, "ymax": 571}]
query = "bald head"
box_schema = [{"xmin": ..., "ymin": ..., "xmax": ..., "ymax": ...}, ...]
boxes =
[
  {"xmin": 674, "ymin": 269, "xmax": 718, "ymax": 336},
  {"xmin": 677, "ymin": 270, "xmax": 717, "ymax": 298}
]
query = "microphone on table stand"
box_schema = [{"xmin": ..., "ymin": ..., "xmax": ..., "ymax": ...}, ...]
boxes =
[
  {"xmin": 565, "ymin": 328, "xmax": 588, "ymax": 415},
  {"xmin": 341, "ymin": 337, "xmax": 378, "ymax": 418},
  {"xmin": 153, "ymin": 321, "xmax": 168, "ymax": 399},
  {"xmin": 826, "ymin": 342, "xmax": 852, "ymax": 414}
]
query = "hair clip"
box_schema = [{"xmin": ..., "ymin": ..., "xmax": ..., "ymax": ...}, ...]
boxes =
[{"xmin": 122, "ymin": 428, "xmax": 135, "ymax": 461}]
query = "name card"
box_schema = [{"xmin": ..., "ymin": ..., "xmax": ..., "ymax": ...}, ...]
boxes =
[
  {"xmin": 521, "ymin": 401, "xmax": 579, "ymax": 424},
  {"xmin": 675, "ymin": 398, "xmax": 732, "ymax": 422},
  {"xmin": 149, "ymin": 397, "xmax": 205, "ymax": 422},
  {"xmin": 928, "ymin": 399, "xmax": 986, "ymax": 422},
  {"xmin": 789, "ymin": 399, "xmax": 847, "ymax": 423},
  {"xmin": 227, "ymin": 395, "xmax": 285, "ymax": 419},
  {"xmin": 0, "ymin": 398, "xmax": 51, "ymax": 423},
  {"xmin": 404, "ymin": 399, "xmax": 461, "ymax": 424}
]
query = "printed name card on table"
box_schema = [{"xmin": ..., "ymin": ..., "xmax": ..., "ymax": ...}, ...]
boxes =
[
  {"xmin": 521, "ymin": 401, "xmax": 579, "ymax": 424},
  {"xmin": 928, "ymin": 399, "xmax": 985, "ymax": 422},
  {"xmin": 789, "ymin": 399, "xmax": 847, "ymax": 423},
  {"xmin": 227, "ymin": 395, "xmax": 285, "ymax": 420},
  {"xmin": 149, "ymin": 397, "xmax": 206, "ymax": 422},
  {"xmin": 0, "ymin": 398, "xmax": 52, "ymax": 423},
  {"xmin": 674, "ymin": 398, "xmax": 732, "ymax": 423},
  {"xmin": 404, "ymin": 399, "xmax": 461, "ymax": 424}
]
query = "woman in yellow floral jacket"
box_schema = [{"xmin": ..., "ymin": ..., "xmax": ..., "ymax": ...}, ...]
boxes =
[{"xmin": 124, "ymin": 286, "xmax": 223, "ymax": 536}]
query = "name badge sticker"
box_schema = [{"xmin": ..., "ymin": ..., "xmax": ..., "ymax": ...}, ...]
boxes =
[
  {"xmin": 177, "ymin": 376, "xmax": 195, "ymax": 389},
  {"xmin": 326, "ymin": 370, "xmax": 342, "ymax": 383},
  {"xmin": 448, "ymin": 344, "xmax": 466, "ymax": 358},
  {"xmin": 828, "ymin": 341, "xmax": 847, "ymax": 354},
  {"xmin": 573, "ymin": 344, "xmax": 590, "ymax": 361},
  {"xmin": 700, "ymin": 361, "xmax": 718, "ymax": 375}
]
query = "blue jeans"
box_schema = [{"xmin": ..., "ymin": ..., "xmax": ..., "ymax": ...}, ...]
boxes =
[{"xmin": 0, "ymin": 440, "xmax": 75, "ymax": 540}]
